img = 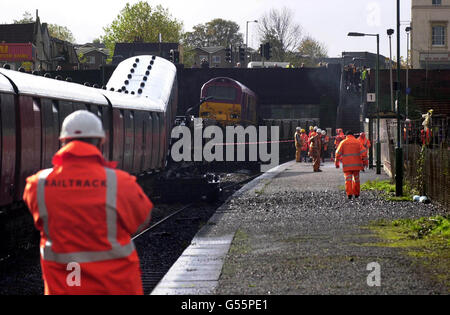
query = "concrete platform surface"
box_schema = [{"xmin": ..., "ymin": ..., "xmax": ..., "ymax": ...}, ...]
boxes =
[{"xmin": 151, "ymin": 161, "xmax": 447, "ymax": 295}]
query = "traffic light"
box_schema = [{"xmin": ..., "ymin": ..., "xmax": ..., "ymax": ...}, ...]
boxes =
[
  {"xmin": 238, "ymin": 46, "xmax": 245, "ymax": 62},
  {"xmin": 259, "ymin": 44, "xmax": 264, "ymax": 57},
  {"xmin": 264, "ymin": 42, "xmax": 272, "ymax": 60},
  {"xmin": 225, "ymin": 46, "xmax": 232, "ymax": 63}
]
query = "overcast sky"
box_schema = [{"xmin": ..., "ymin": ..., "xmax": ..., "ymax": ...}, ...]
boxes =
[{"xmin": 1, "ymin": 0, "xmax": 412, "ymax": 59}]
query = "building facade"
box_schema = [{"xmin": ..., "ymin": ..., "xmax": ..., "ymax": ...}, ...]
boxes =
[
  {"xmin": 0, "ymin": 17, "xmax": 78, "ymax": 71},
  {"xmin": 411, "ymin": 0, "xmax": 450, "ymax": 69}
]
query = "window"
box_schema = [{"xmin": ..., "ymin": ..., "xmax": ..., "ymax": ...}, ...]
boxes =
[
  {"xmin": 432, "ymin": 25, "xmax": 446, "ymax": 46},
  {"xmin": 212, "ymin": 55, "xmax": 221, "ymax": 64},
  {"xmin": 432, "ymin": 0, "xmax": 441, "ymax": 5},
  {"xmin": 206, "ymin": 86, "xmax": 237, "ymax": 101}
]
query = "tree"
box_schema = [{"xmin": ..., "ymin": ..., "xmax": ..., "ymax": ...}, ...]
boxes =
[
  {"xmin": 14, "ymin": 11, "xmax": 75, "ymax": 43},
  {"xmin": 258, "ymin": 7, "xmax": 302, "ymax": 61},
  {"xmin": 296, "ymin": 36, "xmax": 328, "ymax": 66},
  {"xmin": 102, "ymin": 1, "xmax": 183, "ymax": 58},
  {"xmin": 48, "ymin": 24, "xmax": 76, "ymax": 43},
  {"xmin": 14, "ymin": 11, "xmax": 34, "ymax": 24},
  {"xmin": 183, "ymin": 19, "xmax": 244, "ymax": 48}
]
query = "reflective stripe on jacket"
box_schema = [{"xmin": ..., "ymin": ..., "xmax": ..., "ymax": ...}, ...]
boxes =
[
  {"xmin": 23, "ymin": 141, "xmax": 153, "ymax": 295},
  {"xmin": 335, "ymin": 135, "xmax": 367, "ymax": 172}
]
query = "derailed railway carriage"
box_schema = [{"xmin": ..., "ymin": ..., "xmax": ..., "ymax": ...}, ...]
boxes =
[{"xmin": 0, "ymin": 55, "xmax": 177, "ymax": 213}]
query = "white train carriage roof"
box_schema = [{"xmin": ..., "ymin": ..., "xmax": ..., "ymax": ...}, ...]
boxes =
[
  {"xmin": 101, "ymin": 90, "xmax": 163, "ymax": 113},
  {"xmin": 0, "ymin": 68, "xmax": 108, "ymax": 105},
  {"xmin": 106, "ymin": 55, "xmax": 176, "ymax": 113},
  {"xmin": 0, "ymin": 73, "xmax": 15, "ymax": 93}
]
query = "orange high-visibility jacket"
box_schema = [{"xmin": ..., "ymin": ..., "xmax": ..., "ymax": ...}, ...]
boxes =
[
  {"xmin": 301, "ymin": 133, "xmax": 309, "ymax": 151},
  {"xmin": 335, "ymin": 135, "xmax": 368, "ymax": 172},
  {"xmin": 23, "ymin": 141, "xmax": 153, "ymax": 295}
]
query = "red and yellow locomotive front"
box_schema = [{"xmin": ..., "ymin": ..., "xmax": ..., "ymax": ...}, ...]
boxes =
[{"xmin": 199, "ymin": 78, "xmax": 251, "ymax": 126}]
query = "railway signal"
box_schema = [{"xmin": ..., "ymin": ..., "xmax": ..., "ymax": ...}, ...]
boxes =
[
  {"xmin": 225, "ymin": 46, "xmax": 232, "ymax": 63},
  {"xmin": 169, "ymin": 49, "xmax": 180, "ymax": 64},
  {"xmin": 264, "ymin": 42, "xmax": 272, "ymax": 60},
  {"xmin": 238, "ymin": 46, "xmax": 245, "ymax": 63}
]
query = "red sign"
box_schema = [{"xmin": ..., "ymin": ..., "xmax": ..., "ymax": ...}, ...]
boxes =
[{"xmin": 0, "ymin": 43, "xmax": 35, "ymax": 61}]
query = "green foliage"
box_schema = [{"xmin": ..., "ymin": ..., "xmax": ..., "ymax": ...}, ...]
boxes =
[
  {"xmin": 13, "ymin": 11, "xmax": 34, "ymax": 24},
  {"xmin": 361, "ymin": 179, "xmax": 418, "ymax": 201},
  {"xmin": 416, "ymin": 146, "xmax": 426, "ymax": 195},
  {"xmin": 392, "ymin": 216, "xmax": 450, "ymax": 239},
  {"xmin": 368, "ymin": 216, "xmax": 450, "ymax": 290},
  {"xmin": 48, "ymin": 24, "xmax": 75, "ymax": 43},
  {"xmin": 102, "ymin": 1, "xmax": 183, "ymax": 58},
  {"xmin": 296, "ymin": 36, "xmax": 328, "ymax": 67},
  {"xmin": 183, "ymin": 18, "xmax": 243, "ymax": 48}
]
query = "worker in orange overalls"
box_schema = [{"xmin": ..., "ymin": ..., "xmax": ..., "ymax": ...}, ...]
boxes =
[
  {"xmin": 332, "ymin": 128, "xmax": 345, "ymax": 162},
  {"xmin": 294, "ymin": 127, "xmax": 303, "ymax": 162},
  {"xmin": 335, "ymin": 130, "xmax": 368, "ymax": 199},
  {"xmin": 358, "ymin": 132, "xmax": 371, "ymax": 158},
  {"xmin": 23, "ymin": 110, "xmax": 153, "ymax": 295},
  {"xmin": 309, "ymin": 128, "xmax": 322, "ymax": 172},
  {"xmin": 300, "ymin": 129, "xmax": 309, "ymax": 162}
]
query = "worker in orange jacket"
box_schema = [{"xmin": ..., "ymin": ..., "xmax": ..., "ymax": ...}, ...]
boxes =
[
  {"xmin": 294, "ymin": 127, "xmax": 303, "ymax": 162},
  {"xmin": 335, "ymin": 130, "xmax": 368, "ymax": 199},
  {"xmin": 358, "ymin": 132, "xmax": 371, "ymax": 157},
  {"xmin": 332, "ymin": 128, "xmax": 345, "ymax": 162},
  {"xmin": 23, "ymin": 110, "xmax": 153, "ymax": 295},
  {"xmin": 300, "ymin": 129, "xmax": 309, "ymax": 162},
  {"xmin": 309, "ymin": 129, "xmax": 322, "ymax": 172}
]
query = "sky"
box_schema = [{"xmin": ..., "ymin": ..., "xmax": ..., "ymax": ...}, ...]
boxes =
[{"xmin": 0, "ymin": 0, "xmax": 412, "ymax": 59}]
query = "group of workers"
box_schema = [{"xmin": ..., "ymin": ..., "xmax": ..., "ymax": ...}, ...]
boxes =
[
  {"xmin": 23, "ymin": 109, "xmax": 374, "ymax": 295},
  {"xmin": 295, "ymin": 126, "xmax": 371, "ymax": 198},
  {"xmin": 294, "ymin": 126, "xmax": 331, "ymax": 172}
]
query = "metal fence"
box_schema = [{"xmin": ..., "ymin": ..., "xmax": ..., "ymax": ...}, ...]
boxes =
[{"xmin": 386, "ymin": 117, "xmax": 449, "ymax": 210}]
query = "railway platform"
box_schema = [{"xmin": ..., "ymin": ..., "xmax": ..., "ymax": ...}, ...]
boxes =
[{"xmin": 152, "ymin": 160, "xmax": 448, "ymax": 295}]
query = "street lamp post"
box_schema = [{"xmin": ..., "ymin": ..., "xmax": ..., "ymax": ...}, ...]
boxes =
[
  {"xmin": 246, "ymin": 20, "xmax": 258, "ymax": 66},
  {"xmin": 405, "ymin": 26, "xmax": 412, "ymax": 162},
  {"xmin": 387, "ymin": 29, "xmax": 395, "ymax": 112},
  {"xmin": 348, "ymin": 32, "xmax": 381, "ymax": 175},
  {"xmin": 395, "ymin": 0, "xmax": 403, "ymax": 196}
]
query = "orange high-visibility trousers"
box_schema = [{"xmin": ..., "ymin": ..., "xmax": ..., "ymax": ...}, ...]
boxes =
[{"xmin": 344, "ymin": 171, "xmax": 360, "ymax": 196}]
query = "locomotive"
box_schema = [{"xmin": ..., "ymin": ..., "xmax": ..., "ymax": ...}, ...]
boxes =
[{"xmin": 199, "ymin": 77, "xmax": 259, "ymax": 127}]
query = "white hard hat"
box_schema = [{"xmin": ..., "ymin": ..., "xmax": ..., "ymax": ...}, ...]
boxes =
[
  {"xmin": 317, "ymin": 128, "xmax": 322, "ymax": 133},
  {"xmin": 296, "ymin": 127, "xmax": 301, "ymax": 131},
  {"xmin": 314, "ymin": 126, "xmax": 318, "ymax": 130},
  {"xmin": 59, "ymin": 110, "xmax": 105, "ymax": 140}
]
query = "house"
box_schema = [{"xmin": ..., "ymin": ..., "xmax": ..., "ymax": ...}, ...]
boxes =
[
  {"xmin": 0, "ymin": 15, "xmax": 78, "ymax": 71},
  {"xmin": 192, "ymin": 46, "xmax": 232, "ymax": 68},
  {"xmin": 75, "ymin": 43, "xmax": 109, "ymax": 70},
  {"xmin": 112, "ymin": 42, "xmax": 182, "ymax": 65},
  {"xmin": 411, "ymin": 0, "xmax": 450, "ymax": 69}
]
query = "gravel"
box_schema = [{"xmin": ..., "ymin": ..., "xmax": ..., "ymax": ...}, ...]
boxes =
[{"xmin": 210, "ymin": 161, "xmax": 448, "ymax": 295}]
